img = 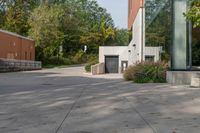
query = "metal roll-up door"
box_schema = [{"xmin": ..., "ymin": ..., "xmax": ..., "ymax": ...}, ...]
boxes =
[{"xmin": 105, "ymin": 56, "xmax": 119, "ymax": 73}]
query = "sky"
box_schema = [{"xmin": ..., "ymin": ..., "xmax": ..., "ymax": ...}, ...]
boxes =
[{"xmin": 96, "ymin": 0, "xmax": 128, "ymax": 29}]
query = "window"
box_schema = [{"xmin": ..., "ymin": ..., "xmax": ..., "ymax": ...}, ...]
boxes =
[{"xmin": 145, "ymin": 55, "xmax": 155, "ymax": 62}]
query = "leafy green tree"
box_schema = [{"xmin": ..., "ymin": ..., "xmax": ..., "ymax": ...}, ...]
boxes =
[
  {"xmin": 29, "ymin": 5, "xmax": 65, "ymax": 61},
  {"xmin": 99, "ymin": 18, "xmax": 115, "ymax": 45},
  {"xmin": 63, "ymin": 0, "xmax": 115, "ymax": 55},
  {"xmin": 79, "ymin": 17, "xmax": 115, "ymax": 53},
  {"xmin": 0, "ymin": 10, "xmax": 4, "ymax": 28},
  {"xmin": 114, "ymin": 29, "xmax": 129, "ymax": 46},
  {"xmin": 1, "ymin": 0, "xmax": 39, "ymax": 35},
  {"xmin": 0, "ymin": 0, "xmax": 116, "ymax": 65},
  {"xmin": 145, "ymin": 0, "xmax": 171, "ymax": 61},
  {"xmin": 185, "ymin": 0, "xmax": 200, "ymax": 28}
]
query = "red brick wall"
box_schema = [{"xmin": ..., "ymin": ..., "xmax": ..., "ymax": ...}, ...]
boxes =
[
  {"xmin": 0, "ymin": 31, "xmax": 35, "ymax": 61},
  {"xmin": 128, "ymin": 0, "xmax": 144, "ymax": 30},
  {"xmin": 21, "ymin": 39, "xmax": 35, "ymax": 61}
]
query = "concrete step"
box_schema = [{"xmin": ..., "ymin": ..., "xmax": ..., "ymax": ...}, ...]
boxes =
[{"xmin": 191, "ymin": 73, "xmax": 200, "ymax": 88}]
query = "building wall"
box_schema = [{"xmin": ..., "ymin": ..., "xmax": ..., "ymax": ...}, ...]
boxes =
[
  {"xmin": 99, "ymin": 46, "xmax": 162, "ymax": 73},
  {"xmin": 99, "ymin": 46, "xmax": 128, "ymax": 72},
  {"xmin": 0, "ymin": 30, "xmax": 35, "ymax": 61},
  {"xmin": 128, "ymin": 0, "xmax": 144, "ymax": 30},
  {"xmin": 145, "ymin": 47, "xmax": 162, "ymax": 62},
  {"xmin": 128, "ymin": 8, "xmax": 145, "ymax": 64}
]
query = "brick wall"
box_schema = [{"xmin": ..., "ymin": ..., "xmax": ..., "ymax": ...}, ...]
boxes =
[{"xmin": 0, "ymin": 30, "xmax": 35, "ymax": 61}]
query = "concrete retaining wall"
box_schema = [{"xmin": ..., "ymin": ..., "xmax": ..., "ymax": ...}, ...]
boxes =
[
  {"xmin": 191, "ymin": 73, "xmax": 200, "ymax": 87},
  {"xmin": 167, "ymin": 71, "xmax": 200, "ymax": 85},
  {"xmin": 91, "ymin": 63, "xmax": 105, "ymax": 75},
  {"xmin": 0, "ymin": 58, "xmax": 42, "ymax": 72}
]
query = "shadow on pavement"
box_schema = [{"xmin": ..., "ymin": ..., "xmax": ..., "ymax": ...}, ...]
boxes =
[{"xmin": 0, "ymin": 69, "xmax": 200, "ymax": 133}]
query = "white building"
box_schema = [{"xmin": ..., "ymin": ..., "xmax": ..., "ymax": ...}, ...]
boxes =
[
  {"xmin": 99, "ymin": 46, "xmax": 162, "ymax": 73},
  {"xmin": 95, "ymin": 0, "xmax": 162, "ymax": 74}
]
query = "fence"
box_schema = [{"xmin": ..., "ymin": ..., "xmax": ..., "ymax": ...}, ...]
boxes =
[{"xmin": 0, "ymin": 58, "xmax": 42, "ymax": 72}]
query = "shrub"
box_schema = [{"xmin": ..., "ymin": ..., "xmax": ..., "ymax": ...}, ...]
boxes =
[
  {"xmin": 85, "ymin": 63, "xmax": 92, "ymax": 72},
  {"xmin": 72, "ymin": 50, "xmax": 87, "ymax": 64},
  {"xmin": 86, "ymin": 54, "xmax": 98, "ymax": 63},
  {"xmin": 85, "ymin": 60, "xmax": 98, "ymax": 72},
  {"xmin": 44, "ymin": 56, "xmax": 73, "ymax": 65},
  {"xmin": 84, "ymin": 54, "xmax": 98, "ymax": 72},
  {"xmin": 123, "ymin": 62, "xmax": 167, "ymax": 83}
]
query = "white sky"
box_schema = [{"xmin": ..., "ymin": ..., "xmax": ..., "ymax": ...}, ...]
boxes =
[{"xmin": 96, "ymin": 0, "xmax": 128, "ymax": 29}]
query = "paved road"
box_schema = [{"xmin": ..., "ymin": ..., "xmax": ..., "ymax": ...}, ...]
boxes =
[{"xmin": 0, "ymin": 66, "xmax": 200, "ymax": 133}]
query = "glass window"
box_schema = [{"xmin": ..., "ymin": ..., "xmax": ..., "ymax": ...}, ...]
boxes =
[
  {"xmin": 145, "ymin": 55, "xmax": 155, "ymax": 62},
  {"xmin": 145, "ymin": 0, "xmax": 171, "ymax": 61},
  {"xmin": 145, "ymin": 0, "xmax": 194, "ymax": 70}
]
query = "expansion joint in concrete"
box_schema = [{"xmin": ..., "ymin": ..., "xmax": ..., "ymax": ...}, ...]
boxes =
[
  {"xmin": 123, "ymin": 97, "xmax": 158, "ymax": 133},
  {"xmin": 55, "ymin": 86, "xmax": 87, "ymax": 133}
]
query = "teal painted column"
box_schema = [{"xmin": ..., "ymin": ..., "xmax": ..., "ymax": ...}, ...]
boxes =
[{"xmin": 171, "ymin": 0, "xmax": 192, "ymax": 70}]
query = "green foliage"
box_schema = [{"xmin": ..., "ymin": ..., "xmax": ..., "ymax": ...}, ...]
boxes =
[
  {"xmin": 44, "ymin": 56, "xmax": 73, "ymax": 66},
  {"xmin": 85, "ymin": 62, "xmax": 94, "ymax": 72},
  {"xmin": 114, "ymin": 29, "xmax": 129, "ymax": 46},
  {"xmin": 85, "ymin": 64, "xmax": 91, "ymax": 72},
  {"xmin": 145, "ymin": 1, "xmax": 171, "ymax": 61},
  {"xmin": 84, "ymin": 54, "xmax": 98, "ymax": 72},
  {"xmin": 0, "ymin": 0, "xmax": 128, "ymax": 67},
  {"xmin": 123, "ymin": 62, "xmax": 167, "ymax": 83},
  {"xmin": 86, "ymin": 54, "xmax": 98, "ymax": 63},
  {"xmin": 72, "ymin": 50, "xmax": 87, "ymax": 64},
  {"xmin": 85, "ymin": 56, "xmax": 98, "ymax": 72},
  {"xmin": 80, "ymin": 17, "xmax": 115, "ymax": 48},
  {"xmin": 185, "ymin": 0, "xmax": 200, "ymax": 28},
  {"xmin": 192, "ymin": 37, "xmax": 200, "ymax": 65},
  {"xmin": 29, "ymin": 5, "xmax": 65, "ymax": 46},
  {"xmin": 28, "ymin": 5, "xmax": 65, "ymax": 61},
  {"xmin": 185, "ymin": 1, "xmax": 200, "ymax": 66},
  {"xmin": 0, "ymin": 1, "xmax": 39, "ymax": 35},
  {"xmin": 99, "ymin": 17, "xmax": 115, "ymax": 45}
]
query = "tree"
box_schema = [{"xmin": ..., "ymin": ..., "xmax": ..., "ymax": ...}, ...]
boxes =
[
  {"xmin": 184, "ymin": 0, "xmax": 200, "ymax": 66},
  {"xmin": 0, "ymin": 0, "xmax": 116, "ymax": 65},
  {"xmin": 79, "ymin": 17, "xmax": 115, "ymax": 53},
  {"xmin": 63, "ymin": 0, "xmax": 115, "ymax": 54},
  {"xmin": 114, "ymin": 29, "xmax": 129, "ymax": 46},
  {"xmin": 185, "ymin": 0, "xmax": 200, "ymax": 28},
  {"xmin": 29, "ymin": 5, "xmax": 65, "ymax": 61},
  {"xmin": 99, "ymin": 17, "xmax": 115, "ymax": 45},
  {"xmin": 145, "ymin": 0, "xmax": 171, "ymax": 61},
  {"xmin": 1, "ymin": 0, "xmax": 39, "ymax": 35}
]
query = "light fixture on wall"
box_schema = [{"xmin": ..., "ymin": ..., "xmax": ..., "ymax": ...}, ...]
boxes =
[
  {"xmin": 128, "ymin": 50, "xmax": 131, "ymax": 53},
  {"xmin": 133, "ymin": 44, "xmax": 136, "ymax": 47}
]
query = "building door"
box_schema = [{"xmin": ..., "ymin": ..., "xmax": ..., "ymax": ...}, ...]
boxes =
[
  {"xmin": 105, "ymin": 56, "xmax": 119, "ymax": 73},
  {"xmin": 121, "ymin": 61, "xmax": 128, "ymax": 73}
]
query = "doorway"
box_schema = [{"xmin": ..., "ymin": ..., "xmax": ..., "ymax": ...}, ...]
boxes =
[{"xmin": 105, "ymin": 56, "xmax": 119, "ymax": 73}]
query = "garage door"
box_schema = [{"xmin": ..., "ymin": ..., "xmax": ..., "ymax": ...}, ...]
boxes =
[{"xmin": 105, "ymin": 56, "xmax": 119, "ymax": 73}]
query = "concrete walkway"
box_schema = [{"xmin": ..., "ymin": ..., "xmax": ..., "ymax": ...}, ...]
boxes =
[{"xmin": 0, "ymin": 66, "xmax": 200, "ymax": 133}]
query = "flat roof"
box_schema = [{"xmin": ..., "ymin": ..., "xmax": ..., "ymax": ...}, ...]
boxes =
[{"xmin": 0, "ymin": 29, "xmax": 34, "ymax": 41}]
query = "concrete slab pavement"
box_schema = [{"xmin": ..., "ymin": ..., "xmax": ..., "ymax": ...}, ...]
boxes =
[{"xmin": 0, "ymin": 66, "xmax": 200, "ymax": 133}]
